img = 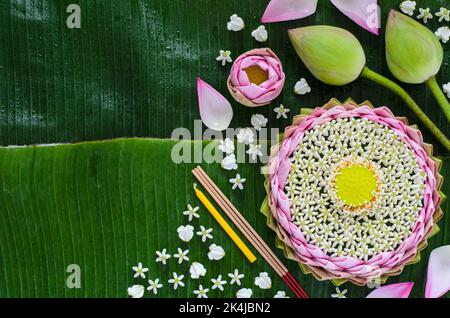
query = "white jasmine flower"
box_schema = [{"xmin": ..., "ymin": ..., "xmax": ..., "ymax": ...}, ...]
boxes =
[
  {"xmin": 229, "ymin": 173, "xmax": 246, "ymax": 190},
  {"xmin": 274, "ymin": 104, "xmax": 290, "ymax": 119},
  {"xmin": 236, "ymin": 288, "xmax": 253, "ymax": 298},
  {"xmin": 155, "ymin": 249, "xmax": 171, "ymax": 265},
  {"xmin": 251, "ymin": 114, "xmax": 268, "ymax": 131},
  {"xmin": 218, "ymin": 138, "xmax": 235, "ymax": 154},
  {"xmin": 247, "ymin": 144, "xmax": 263, "ymax": 160},
  {"xmin": 207, "ymin": 244, "xmax": 226, "ymax": 260},
  {"xmin": 331, "ymin": 287, "xmax": 348, "ymax": 298},
  {"xmin": 221, "ymin": 154, "xmax": 238, "ymax": 170},
  {"xmin": 193, "ymin": 284, "xmax": 209, "ymax": 298},
  {"xmin": 189, "ymin": 262, "xmax": 207, "ymax": 279},
  {"xmin": 227, "ymin": 14, "xmax": 245, "ymax": 32},
  {"xmin": 399, "ymin": 1, "xmax": 416, "ymax": 16},
  {"xmin": 127, "ymin": 285, "xmax": 145, "ymax": 298},
  {"xmin": 182, "ymin": 204, "xmax": 200, "ymax": 221},
  {"xmin": 255, "ymin": 272, "xmax": 272, "ymax": 289},
  {"xmin": 435, "ymin": 26, "xmax": 450, "ymax": 44},
  {"xmin": 177, "ymin": 224, "xmax": 194, "ymax": 242},
  {"xmin": 196, "ymin": 225, "xmax": 213, "ymax": 242},
  {"xmin": 216, "ymin": 50, "xmax": 232, "ymax": 66},
  {"xmin": 236, "ymin": 128, "xmax": 255, "ymax": 145},
  {"xmin": 228, "ymin": 269, "xmax": 244, "ymax": 286},
  {"xmin": 132, "ymin": 262, "xmax": 148, "ymax": 279},
  {"xmin": 274, "ymin": 291, "xmax": 289, "ymax": 298},
  {"xmin": 417, "ymin": 8, "xmax": 433, "ymax": 23},
  {"xmin": 294, "ymin": 78, "xmax": 311, "ymax": 95},
  {"xmin": 251, "ymin": 25, "xmax": 268, "ymax": 42},
  {"xmin": 147, "ymin": 278, "xmax": 163, "ymax": 295},
  {"xmin": 211, "ymin": 275, "xmax": 227, "ymax": 291},
  {"xmin": 443, "ymin": 82, "xmax": 450, "ymax": 98},
  {"xmin": 173, "ymin": 248, "xmax": 190, "ymax": 264},
  {"xmin": 168, "ymin": 272, "xmax": 185, "ymax": 290},
  {"xmin": 435, "ymin": 7, "xmax": 450, "ymax": 22}
]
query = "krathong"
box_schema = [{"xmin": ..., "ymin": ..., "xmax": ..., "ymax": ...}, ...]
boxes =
[
  {"xmin": 289, "ymin": 25, "xmax": 450, "ymax": 151},
  {"xmin": 227, "ymin": 48, "xmax": 285, "ymax": 107},
  {"xmin": 262, "ymin": 99, "xmax": 444, "ymax": 285}
]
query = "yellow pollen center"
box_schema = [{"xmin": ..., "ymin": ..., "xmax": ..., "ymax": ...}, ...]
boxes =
[
  {"xmin": 244, "ymin": 65, "xmax": 269, "ymax": 85},
  {"xmin": 335, "ymin": 164, "xmax": 377, "ymax": 208}
]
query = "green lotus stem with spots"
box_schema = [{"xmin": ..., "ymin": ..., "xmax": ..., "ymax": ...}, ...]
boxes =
[
  {"xmin": 426, "ymin": 76, "xmax": 450, "ymax": 123},
  {"xmin": 361, "ymin": 67, "xmax": 450, "ymax": 152}
]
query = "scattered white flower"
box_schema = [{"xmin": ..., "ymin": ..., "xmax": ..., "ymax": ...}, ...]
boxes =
[
  {"xmin": 183, "ymin": 204, "xmax": 200, "ymax": 221},
  {"xmin": 218, "ymin": 138, "xmax": 235, "ymax": 154},
  {"xmin": 221, "ymin": 154, "xmax": 238, "ymax": 170},
  {"xmin": 443, "ymin": 82, "xmax": 450, "ymax": 98},
  {"xmin": 127, "ymin": 285, "xmax": 145, "ymax": 298},
  {"xmin": 435, "ymin": 7, "xmax": 450, "ymax": 22},
  {"xmin": 207, "ymin": 244, "xmax": 226, "ymax": 260},
  {"xmin": 331, "ymin": 287, "xmax": 348, "ymax": 298},
  {"xmin": 251, "ymin": 25, "xmax": 268, "ymax": 42},
  {"xmin": 229, "ymin": 173, "xmax": 246, "ymax": 190},
  {"xmin": 399, "ymin": 1, "xmax": 416, "ymax": 16},
  {"xmin": 228, "ymin": 269, "xmax": 244, "ymax": 286},
  {"xmin": 193, "ymin": 285, "xmax": 209, "ymax": 298},
  {"xmin": 132, "ymin": 262, "xmax": 148, "ymax": 279},
  {"xmin": 155, "ymin": 249, "xmax": 171, "ymax": 265},
  {"xmin": 274, "ymin": 291, "xmax": 289, "ymax": 298},
  {"xmin": 147, "ymin": 278, "xmax": 163, "ymax": 295},
  {"xmin": 251, "ymin": 114, "xmax": 268, "ymax": 131},
  {"xmin": 236, "ymin": 288, "xmax": 253, "ymax": 298},
  {"xmin": 177, "ymin": 224, "xmax": 194, "ymax": 242},
  {"xmin": 216, "ymin": 50, "xmax": 232, "ymax": 66},
  {"xmin": 189, "ymin": 262, "xmax": 207, "ymax": 279},
  {"xmin": 196, "ymin": 225, "xmax": 213, "ymax": 242},
  {"xmin": 255, "ymin": 272, "xmax": 272, "ymax": 289},
  {"xmin": 435, "ymin": 26, "xmax": 450, "ymax": 44},
  {"xmin": 211, "ymin": 275, "xmax": 227, "ymax": 291},
  {"xmin": 168, "ymin": 272, "xmax": 185, "ymax": 290},
  {"xmin": 247, "ymin": 143, "xmax": 263, "ymax": 160},
  {"xmin": 417, "ymin": 8, "xmax": 433, "ymax": 23},
  {"xmin": 274, "ymin": 104, "xmax": 290, "ymax": 119},
  {"xmin": 174, "ymin": 248, "xmax": 190, "ymax": 264},
  {"xmin": 294, "ymin": 78, "xmax": 311, "ymax": 95},
  {"xmin": 236, "ymin": 128, "xmax": 255, "ymax": 145},
  {"xmin": 227, "ymin": 14, "xmax": 245, "ymax": 32}
]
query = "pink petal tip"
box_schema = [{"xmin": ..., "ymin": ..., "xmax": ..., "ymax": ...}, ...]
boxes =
[
  {"xmin": 425, "ymin": 245, "xmax": 450, "ymax": 298},
  {"xmin": 366, "ymin": 282, "xmax": 414, "ymax": 298},
  {"xmin": 331, "ymin": 0, "xmax": 380, "ymax": 35},
  {"xmin": 261, "ymin": 0, "xmax": 318, "ymax": 23}
]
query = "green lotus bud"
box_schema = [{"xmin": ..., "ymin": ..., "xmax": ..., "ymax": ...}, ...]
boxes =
[
  {"xmin": 288, "ymin": 26, "xmax": 366, "ymax": 86},
  {"xmin": 386, "ymin": 10, "xmax": 443, "ymax": 84}
]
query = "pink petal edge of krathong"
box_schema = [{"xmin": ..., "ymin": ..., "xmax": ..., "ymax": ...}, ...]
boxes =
[
  {"xmin": 330, "ymin": 0, "xmax": 380, "ymax": 35},
  {"xmin": 261, "ymin": 0, "xmax": 318, "ymax": 23},
  {"xmin": 425, "ymin": 245, "xmax": 450, "ymax": 298},
  {"xmin": 197, "ymin": 77, "xmax": 233, "ymax": 131},
  {"xmin": 366, "ymin": 282, "xmax": 414, "ymax": 298}
]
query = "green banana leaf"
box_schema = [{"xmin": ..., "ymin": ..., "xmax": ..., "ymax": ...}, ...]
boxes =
[{"xmin": 0, "ymin": 139, "xmax": 449, "ymax": 298}]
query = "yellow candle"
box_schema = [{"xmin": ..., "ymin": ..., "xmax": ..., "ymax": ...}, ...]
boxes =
[{"xmin": 194, "ymin": 186, "xmax": 257, "ymax": 263}]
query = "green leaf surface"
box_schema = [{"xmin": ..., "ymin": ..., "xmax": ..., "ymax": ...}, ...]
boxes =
[
  {"xmin": 0, "ymin": 139, "xmax": 448, "ymax": 298},
  {"xmin": 0, "ymin": 0, "xmax": 449, "ymax": 153}
]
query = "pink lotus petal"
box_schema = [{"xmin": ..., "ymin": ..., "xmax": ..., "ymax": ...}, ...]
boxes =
[
  {"xmin": 425, "ymin": 245, "xmax": 450, "ymax": 298},
  {"xmin": 197, "ymin": 78, "xmax": 233, "ymax": 131},
  {"xmin": 261, "ymin": 0, "xmax": 318, "ymax": 23},
  {"xmin": 330, "ymin": 0, "xmax": 380, "ymax": 35},
  {"xmin": 366, "ymin": 283, "xmax": 414, "ymax": 298}
]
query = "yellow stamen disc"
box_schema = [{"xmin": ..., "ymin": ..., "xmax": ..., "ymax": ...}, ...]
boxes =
[
  {"xmin": 335, "ymin": 164, "xmax": 377, "ymax": 208},
  {"xmin": 244, "ymin": 65, "xmax": 269, "ymax": 85}
]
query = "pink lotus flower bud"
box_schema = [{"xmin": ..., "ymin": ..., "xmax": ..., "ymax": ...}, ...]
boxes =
[{"xmin": 227, "ymin": 48, "xmax": 285, "ymax": 107}]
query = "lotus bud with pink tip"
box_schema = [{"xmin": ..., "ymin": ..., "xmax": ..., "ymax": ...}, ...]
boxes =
[{"xmin": 227, "ymin": 48, "xmax": 285, "ymax": 107}]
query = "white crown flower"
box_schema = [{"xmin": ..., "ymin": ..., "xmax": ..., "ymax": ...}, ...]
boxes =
[
  {"xmin": 236, "ymin": 128, "xmax": 255, "ymax": 145},
  {"xmin": 236, "ymin": 288, "xmax": 253, "ymax": 298},
  {"xmin": 207, "ymin": 244, "xmax": 225, "ymax": 261},
  {"xmin": 255, "ymin": 272, "xmax": 272, "ymax": 289},
  {"xmin": 127, "ymin": 285, "xmax": 145, "ymax": 298},
  {"xmin": 294, "ymin": 78, "xmax": 311, "ymax": 95},
  {"xmin": 252, "ymin": 25, "xmax": 268, "ymax": 42},
  {"xmin": 435, "ymin": 26, "xmax": 450, "ymax": 44},
  {"xmin": 443, "ymin": 82, "xmax": 450, "ymax": 98},
  {"xmin": 189, "ymin": 262, "xmax": 207, "ymax": 279},
  {"xmin": 177, "ymin": 224, "xmax": 194, "ymax": 242},
  {"xmin": 221, "ymin": 154, "xmax": 238, "ymax": 170},
  {"xmin": 227, "ymin": 14, "xmax": 245, "ymax": 32},
  {"xmin": 218, "ymin": 138, "xmax": 235, "ymax": 154},
  {"xmin": 399, "ymin": 1, "xmax": 416, "ymax": 16},
  {"xmin": 251, "ymin": 114, "xmax": 268, "ymax": 131},
  {"xmin": 274, "ymin": 291, "xmax": 289, "ymax": 298}
]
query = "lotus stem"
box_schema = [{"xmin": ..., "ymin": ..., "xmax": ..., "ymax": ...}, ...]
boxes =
[
  {"xmin": 361, "ymin": 67, "xmax": 450, "ymax": 152},
  {"xmin": 426, "ymin": 76, "xmax": 450, "ymax": 123}
]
